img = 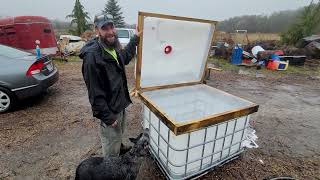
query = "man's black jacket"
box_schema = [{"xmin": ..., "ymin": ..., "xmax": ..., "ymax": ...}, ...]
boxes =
[{"xmin": 79, "ymin": 36, "xmax": 138, "ymax": 125}]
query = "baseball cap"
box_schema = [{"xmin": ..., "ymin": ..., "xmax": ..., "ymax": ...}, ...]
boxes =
[{"xmin": 94, "ymin": 13, "xmax": 114, "ymax": 28}]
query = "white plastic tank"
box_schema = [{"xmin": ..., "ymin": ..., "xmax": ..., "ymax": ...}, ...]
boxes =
[
  {"xmin": 141, "ymin": 85, "xmax": 254, "ymax": 179},
  {"xmin": 136, "ymin": 12, "xmax": 259, "ymax": 179}
]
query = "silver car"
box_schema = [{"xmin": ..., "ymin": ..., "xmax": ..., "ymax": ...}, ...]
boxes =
[
  {"xmin": 0, "ymin": 44, "xmax": 59, "ymax": 113},
  {"xmin": 116, "ymin": 28, "xmax": 135, "ymax": 48}
]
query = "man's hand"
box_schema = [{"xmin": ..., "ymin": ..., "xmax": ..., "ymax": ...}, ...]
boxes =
[
  {"xmin": 111, "ymin": 120, "xmax": 118, "ymax": 128},
  {"xmin": 135, "ymin": 26, "xmax": 143, "ymax": 37}
]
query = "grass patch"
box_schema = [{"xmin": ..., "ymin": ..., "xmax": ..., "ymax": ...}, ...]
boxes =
[
  {"xmin": 53, "ymin": 55, "xmax": 82, "ymax": 66},
  {"xmin": 258, "ymin": 63, "xmax": 320, "ymax": 76},
  {"xmin": 67, "ymin": 56, "xmax": 82, "ymax": 62},
  {"xmin": 208, "ymin": 57, "xmax": 320, "ymax": 77}
]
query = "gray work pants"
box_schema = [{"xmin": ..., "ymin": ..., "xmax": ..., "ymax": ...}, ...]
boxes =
[{"xmin": 99, "ymin": 110, "xmax": 126, "ymax": 157}]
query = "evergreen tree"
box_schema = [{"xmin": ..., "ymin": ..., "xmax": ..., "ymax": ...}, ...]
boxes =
[
  {"xmin": 66, "ymin": 0, "xmax": 90, "ymax": 36},
  {"xmin": 103, "ymin": 0, "xmax": 125, "ymax": 28},
  {"xmin": 281, "ymin": 1, "xmax": 320, "ymax": 45}
]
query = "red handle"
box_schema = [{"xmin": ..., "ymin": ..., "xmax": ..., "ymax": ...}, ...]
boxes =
[{"xmin": 164, "ymin": 45, "xmax": 172, "ymax": 54}]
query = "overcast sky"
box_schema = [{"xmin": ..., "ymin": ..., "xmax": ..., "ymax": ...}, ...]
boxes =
[{"xmin": 0, "ymin": 0, "xmax": 310, "ymax": 24}]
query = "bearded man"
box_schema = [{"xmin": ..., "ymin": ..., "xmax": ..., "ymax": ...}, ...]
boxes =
[{"xmin": 80, "ymin": 13, "xmax": 142, "ymax": 157}]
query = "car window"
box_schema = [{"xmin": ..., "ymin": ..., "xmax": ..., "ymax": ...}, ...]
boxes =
[
  {"xmin": 117, "ymin": 30, "xmax": 129, "ymax": 38},
  {"xmin": 0, "ymin": 44, "xmax": 32, "ymax": 58},
  {"xmin": 130, "ymin": 30, "xmax": 135, "ymax": 38},
  {"xmin": 43, "ymin": 28, "xmax": 52, "ymax": 33}
]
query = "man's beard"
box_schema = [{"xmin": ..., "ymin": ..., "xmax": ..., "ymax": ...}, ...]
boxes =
[{"xmin": 99, "ymin": 34, "xmax": 120, "ymax": 50}]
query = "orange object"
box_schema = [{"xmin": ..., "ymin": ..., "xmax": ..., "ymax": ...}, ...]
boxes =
[{"xmin": 267, "ymin": 60, "xmax": 280, "ymax": 70}]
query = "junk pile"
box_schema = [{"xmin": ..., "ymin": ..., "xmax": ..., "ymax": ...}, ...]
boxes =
[
  {"xmin": 298, "ymin": 35, "xmax": 320, "ymax": 60},
  {"xmin": 81, "ymin": 31, "xmax": 95, "ymax": 42},
  {"xmin": 230, "ymin": 44, "xmax": 292, "ymax": 70},
  {"xmin": 57, "ymin": 35, "xmax": 86, "ymax": 56},
  {"xmin": 212, "ymin": 34, "xmax": 320, "ymax": 69},
  {"xmin": 237, "ymin": 44, "xmax": 306, "ymax": 70},
  {"xmin": 225, "ymin": 35, "xmax": 320, "ymax": 70},
  {"xmin": 281, "ymin": 35, "xmax": 320, "ymax": 60},
  {"xmin": 211, "ymin": 41, "xmax": 232, "ymax": 59}
]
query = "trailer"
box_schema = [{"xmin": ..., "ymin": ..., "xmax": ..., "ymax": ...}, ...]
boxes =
[{"xmin": 0, "ymin": 16, "xmax": 58, "ymax": 55}]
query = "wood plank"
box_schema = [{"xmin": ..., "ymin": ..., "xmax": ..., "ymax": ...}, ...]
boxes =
[
  {"xmin": 175, "ymin": 104, "xmax": 259, "ymax": 135},
  {"xmin": 139, "ymin": 11, "xmax": 218, "ymax": 24},
  {"xmin": 135, "ymin": 14, "xmax": 144, "ymax": 91},
  {"xmin": 205, "ymin": 67, "xmax": 223, "ymax": 80},
  {"xmin": 138, "ymin": 92, "xmax": 178, "ymax": 134},
  {"xmin": 129, "ymin": 88, "xmax": 138, "ymax": 97},
  {"xmin": 208, "ymin": 67, "xmax": 222, "ymax": 71}
]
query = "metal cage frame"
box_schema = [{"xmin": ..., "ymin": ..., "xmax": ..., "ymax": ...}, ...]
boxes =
[{"xmin": 143, "ymin": 105, "xmax": 250, "ymax": 180}]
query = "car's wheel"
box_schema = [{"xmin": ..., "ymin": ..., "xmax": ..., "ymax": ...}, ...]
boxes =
[{"xmin": 0, "ymin": 87, "xmax": 14, "ymax": 113}]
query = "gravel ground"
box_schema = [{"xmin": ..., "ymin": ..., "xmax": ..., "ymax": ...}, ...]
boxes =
[{"xmin": 0, "ymin": 59, "xmax": 319, "ymax": 180}]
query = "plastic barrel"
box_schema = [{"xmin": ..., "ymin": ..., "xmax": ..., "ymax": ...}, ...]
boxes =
[{"xmin": 231, "ymin": 46, "xmax": 243, "ymax": 65}]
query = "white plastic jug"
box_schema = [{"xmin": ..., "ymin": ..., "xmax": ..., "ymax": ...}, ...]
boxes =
[{"xmin": 251, "ymin": 46, "xmax": 265, "ymax": 58}]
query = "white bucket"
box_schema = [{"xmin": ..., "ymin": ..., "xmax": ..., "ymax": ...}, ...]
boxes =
[{"xmin": 251, "ymin": 46, "xmax": 265, "ymax": 58}]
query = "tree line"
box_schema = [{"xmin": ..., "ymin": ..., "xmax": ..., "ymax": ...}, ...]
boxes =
[
  {"xmin": 217, "ymin": 1, "xmax": 320, "ymax": 45},
  {"xmin": 65, "ymin": 0, "xmax": 125, "ymax": 36},
  {"xmin": 281, "ymin": 1, "xmax": 320, "ymax": 45},
  {"xmin": 217, "ymin": 8, "xmax": 303, "ymax": 33},
  {"xmin": 60, "ymin": 0, "xmax": 320, "ymax": 45}
]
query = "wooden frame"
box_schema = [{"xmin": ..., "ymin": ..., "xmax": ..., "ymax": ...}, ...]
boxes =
[
  {"xmin": 136, "ymin": 11, "xmax": 218, "ymax": 91},
  {"xmin": 176, "ymin": 104, "xmax": 258, "ymax": 135},
  {"xmin": 135, "ymin": 13, "xmax": 145, "ymax": 90},
  {"xmin": 136, "ymin": 12, "xmax": 259, "ymax": 135},
  {"xmin": 138, "ymin": 88, "xmax": 259, "ymax": 135},
  {"xmin": 139, "ymin": 12, "xmax": 218, "ymax": 24}
]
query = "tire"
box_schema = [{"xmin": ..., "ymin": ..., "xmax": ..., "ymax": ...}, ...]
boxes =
[{"xmin": 0, "ymin": 87, "xmax": 14, "ymax": 113}]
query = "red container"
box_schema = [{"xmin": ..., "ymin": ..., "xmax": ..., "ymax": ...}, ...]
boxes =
[
  {"xmin": 274, "ymin": 50, "xmax": 284, "ymax": 56},
  {"xmin": 267, "ymin": 60, "xmax": 280, "ymax": 70},
  {"xmin": 242, "ymin": 59, "xmax": 252, "ymax": 64}
]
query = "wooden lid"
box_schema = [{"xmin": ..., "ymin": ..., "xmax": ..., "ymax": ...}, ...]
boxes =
[{"xmin": 135, "ymin": 12, "xmax": 218, "ymax": 91}]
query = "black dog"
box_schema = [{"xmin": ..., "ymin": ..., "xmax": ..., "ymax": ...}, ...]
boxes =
[{"xmin": 75, "ymin": 131, "xmax": 149, "ymax": 180}]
